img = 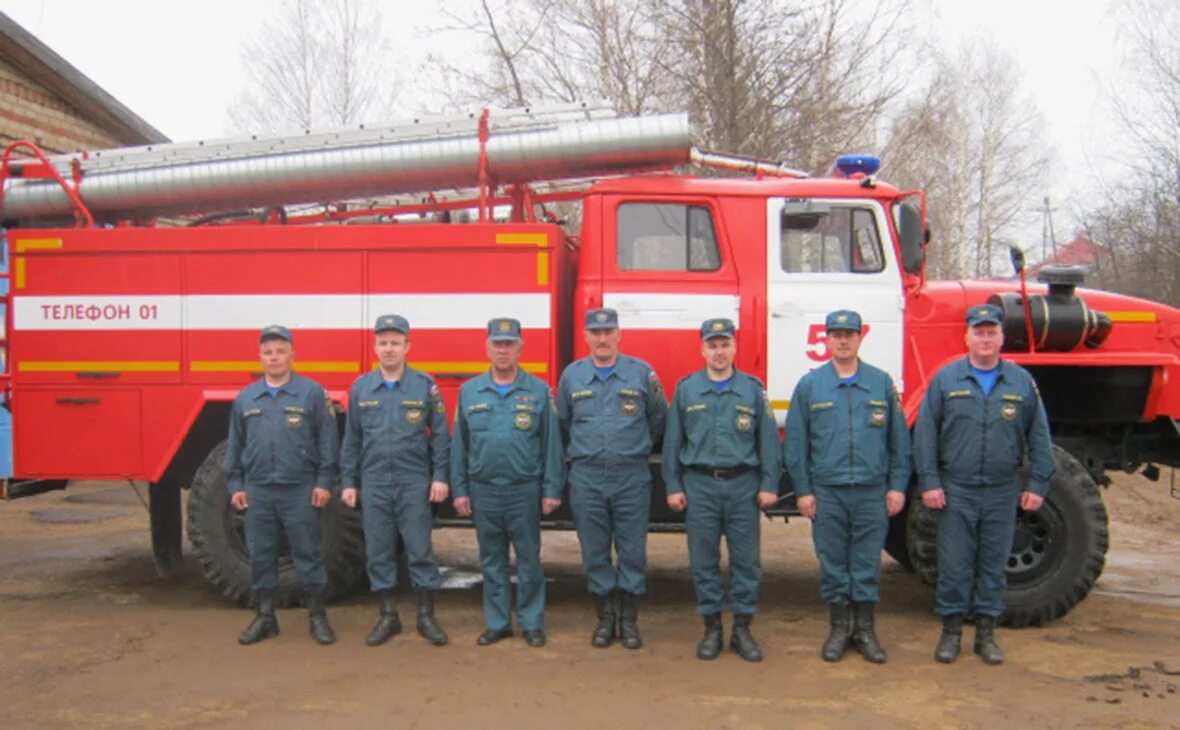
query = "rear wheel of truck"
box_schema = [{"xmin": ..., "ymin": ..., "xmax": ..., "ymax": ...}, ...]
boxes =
[
  {"xmin": 186, "ymin": 441, "xmax": 366, "ymax": 607},
  {"xmin": 906, "ymin": 445, "xmax": 1109, "ymax": 626}
]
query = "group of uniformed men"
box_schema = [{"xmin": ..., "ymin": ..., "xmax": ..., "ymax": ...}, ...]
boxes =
[{"xmin": 225, "ymin": 302, "xmax": 1053, "ymax": 666}]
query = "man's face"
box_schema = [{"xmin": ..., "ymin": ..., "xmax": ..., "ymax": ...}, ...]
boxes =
[
  {"xmin": 486, "ymin": 338, "xmax": 523, "ymax": 371},
  {"xmin": 826, "ymin": 328, "xmax": 862, "ymax": 362},
  {"xmin": 259, "ymin": 339, "xmax": 293, "ymax": 379},
  {"xmin": 965, "ymin": 323, "xmax": 1003, "ymax": 359},
  {"xmin": 375, "ymin": 331, "xmax": 410, "ymax": 370},
  {"xmin": 584, "ymin": 327, "xmax": 621, "ymax": 364},
  {"xmin": 701, "ymin": 336, "xmax": 735, "ymax": 373}
]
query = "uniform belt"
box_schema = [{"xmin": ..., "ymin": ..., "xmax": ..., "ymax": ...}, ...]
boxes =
[{"xmin": 688, "ymin": 465, "xmax": 754, "ymax": 479}]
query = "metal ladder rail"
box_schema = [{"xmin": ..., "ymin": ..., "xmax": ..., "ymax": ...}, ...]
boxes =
[{"xmin": 34, "ymin": 102, "xmax": 621, "ymax": 177}]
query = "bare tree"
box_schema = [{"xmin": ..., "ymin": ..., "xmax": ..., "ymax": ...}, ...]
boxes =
[
  {"xmin": 228, "ymin": 0, "xmax": 395, "ymax": 132},
  {"xmin": 426, "ymin": 0, "xmax": 913, "ymax": 171},
  {"xmin": 427, "ymin": 0, "xmax": 673, "ymax": 115},
  {"xmin": 1080, "ymin": 0, "xmax": 1180, "ymax": 304},
  {"xmin": 881, "ymin": 38, "xmax": 1049, "ymax": 279}
]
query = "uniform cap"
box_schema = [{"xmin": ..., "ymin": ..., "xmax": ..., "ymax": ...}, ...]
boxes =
[
  {"xmin": 259, "ymin": 324, "xmax": 292, "ymax": 343},
  {"xmin": 584, "ymin": 307, "xmax": 619, "ymax": 331},
  {"xmin": 825, "ymin": 309, "xmax": 863, "ymax": 333},
  {"xmin": 375, "ymin": 314, "xmax": 410, "ymax": 334},
  {"xmin": 487, "ymin": 317, "xmax": 523, "ymax": 342},
  {"xmin": 966, "ymin": 304, "xmax": 1003, "ymax": 327},
  {"xmin": 700, "ymin": 318, "xmax": 736, "ymax": 340}
]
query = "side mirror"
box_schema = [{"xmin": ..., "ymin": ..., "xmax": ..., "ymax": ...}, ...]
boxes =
[{"xmin": 897, "ymin": 201, "xmax": 924, "ymax": 275}]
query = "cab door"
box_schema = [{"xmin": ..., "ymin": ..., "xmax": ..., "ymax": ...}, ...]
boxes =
[{"xmin": 765, "ymin": 198, "xmax": 904, "ymax": 425}]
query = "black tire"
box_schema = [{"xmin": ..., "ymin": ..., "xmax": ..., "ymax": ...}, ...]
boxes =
[
  {"xmin": 906, "ymin": 445, "xmax": 1108, "ymax": 627},
  {"xmin": 186, "ymin": 441, "xmax": 366, "ymax": 607}
]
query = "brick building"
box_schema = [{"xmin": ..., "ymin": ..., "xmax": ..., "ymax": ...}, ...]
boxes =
[{"xmin": 0, "ymin": 11, "xmax": 168, "ymax": 154}]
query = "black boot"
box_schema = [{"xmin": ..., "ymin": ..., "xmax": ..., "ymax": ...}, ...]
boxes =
[
  {"xmin": 591, "ymin": 592, "xmax": 616, "ymax": 648},
  {"xmin": 365, "ymin": 590, "xmax": 403, "ymax": 647},
  {"xmin": 238, "ymin": 590, "xmax": 279, "ymax": 645},
  {"xmin": 696, "ymin": 613, "xmax": 723, "ymax": 660},
  {"xmin": 973, "ymin": 615, "xmax": 1004, "ymax": 665},
  {"xmin": 306, "ymin": 591, "xmax": 336, "ymax": 646},
  {"xmin": 934, "ymin": 613, "xmax": 963, "ymax": 664},
  {"xmin": 730, "ymin": 613, "xmax": 763, "ymax": 662},
  {"xmin": 821, "ymin": 603, "xmax": 851, "ymax": 662},
  {"xmin": 618, "ymin": 592, "xmax": 643, "ymax": 650},
  {"xmin": 416, "ymin": 589, "xmax": 449, "ymax": 646},
  {"xmin": 851, "ymin": 602, "xmax": 887, "ymax": 664}
]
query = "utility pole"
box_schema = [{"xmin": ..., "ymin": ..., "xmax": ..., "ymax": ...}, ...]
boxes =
[{"xmin": 1040, "ymin": 196, "xmax": 1059, "ymax": 261}]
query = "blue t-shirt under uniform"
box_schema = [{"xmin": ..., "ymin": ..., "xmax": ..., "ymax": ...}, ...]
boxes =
[{"xmin": 971, "ymin": 365, "xmax": 1000, "ymax": 396}]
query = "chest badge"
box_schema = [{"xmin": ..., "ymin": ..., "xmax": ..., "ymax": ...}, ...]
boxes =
[
  {"xmin": 1000, "ymin": 402, "xmax": 1018, "ymax": 421},
  {"xmin": 621, "ymin": 399, "xmax": 639, "ymax": 416},
  {"xmin": 405, "ymin": 408, "xmax": 424, "ymax": 425},
  {"xmin": 285, "ymin": 413, "xmax": 304, "ymax": 429},
  {"xmin": 870, "ymin": 409, "xmax": 886, "ymax": 427},
  {"xmin": 515, "ymin": 412, "xmax": 533, "ymax": 430},
  {"xmin": 735, "ymin": 413, "xmax": 753, "ymax": 432}
]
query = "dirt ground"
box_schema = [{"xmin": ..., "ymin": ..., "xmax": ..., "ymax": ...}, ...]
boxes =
[{"xmin": 1, "ymin": 475, "xmax": 1179, "ymax": 730}]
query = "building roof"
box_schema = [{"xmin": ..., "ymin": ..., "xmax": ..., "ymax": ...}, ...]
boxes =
[
  {"xmin": 0, "ymin": 11, "xmax": 168, "ymax": 146},
  {"xmin": 1028, "ymin": 231, "xmax": 1112, "ymax": 277}
]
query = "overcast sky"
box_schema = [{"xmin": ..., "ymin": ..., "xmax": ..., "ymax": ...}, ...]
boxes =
[{"xmin": 1, "ymin": 0, "xmax": 1129, "ymax": 249}]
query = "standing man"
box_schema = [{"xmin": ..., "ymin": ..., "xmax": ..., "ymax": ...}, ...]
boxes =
[
  {"xmin": 340, "ymin": 315, "xmax": 450, "ymax": 648},
  {"xmin": 226, "ymin": 325, "xmax": 339, "ymax": 646},
  {"xmin": 913, "ymin": 304, "xmax": 1054, "ymax": 665},
  {"xmin": 451, "ymin": 318, "xmax": 566, "ymax": 648},
  {"xmin": 663, "ymin": 318, "xmax": 780, "ymax": 662},
  {"xmin": 783, "ymin": 310, "xmax": 910, "ymax": 664},
  {"xmin": 557, "ymin": 307, "xmax": 666, "ymax": 649}
]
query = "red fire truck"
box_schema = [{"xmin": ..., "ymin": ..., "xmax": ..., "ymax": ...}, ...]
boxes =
[{"xmin": 2, "ymin": 105, "xmax": 1178, "ymax": 626}]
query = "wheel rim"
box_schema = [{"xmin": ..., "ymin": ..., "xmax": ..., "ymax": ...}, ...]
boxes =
[{"xmin": 1007, "ymin": 500, "xmax": 1066, "ymax": 584}]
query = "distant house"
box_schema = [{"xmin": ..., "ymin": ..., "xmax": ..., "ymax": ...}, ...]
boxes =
[
  {"xmin": 1027, "ymin": 231, "xmax": 1113, "ymax": 279},
  {"xmin": 0, "ymin": 11, "xmax": 168, "ymax": 155}
]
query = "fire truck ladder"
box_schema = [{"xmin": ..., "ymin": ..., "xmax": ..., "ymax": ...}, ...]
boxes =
[{"xmin": 0, "ymin": 102, "xmax": 694, "ymax": 226}]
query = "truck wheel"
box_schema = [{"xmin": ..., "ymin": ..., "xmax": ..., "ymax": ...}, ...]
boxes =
[
  {"xmin": 186, "ymin": 441, "xmax": 366, "ymax": 607},
  {"xmin": 906, "ymin": 445, "xmax": 1108, "ymax": 627}
]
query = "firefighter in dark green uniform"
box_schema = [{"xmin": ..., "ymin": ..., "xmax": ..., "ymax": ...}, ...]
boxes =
[
  {"xmin": 226, "ymin": 325, "xmax": 339, "ymax": 646},
  {"xmin": 663, "ymin": 318, "xmax": 781, "ymax": 662},
  {"xmin": 913, "ymin": 304, "xmax": 1055, "ymax": 665},
  {"xmin": 340, "ymin": 315, "xmax": 450, "ymax": 648},
  {"xmin": 451, "ymin": 317, "xmax": 566, "ymax": 648},
  {"xmin": 557, "ymin": 307, "xmax": 667, "ymax": 649},
  {"xmin": 783, "ymin": 310, "xmax": 910, "ymax": 664}
]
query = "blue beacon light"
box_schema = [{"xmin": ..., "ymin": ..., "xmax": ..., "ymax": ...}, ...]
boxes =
[{"xmin": 834, "ymin": 154, "xmax": 881, "ymax": 177}]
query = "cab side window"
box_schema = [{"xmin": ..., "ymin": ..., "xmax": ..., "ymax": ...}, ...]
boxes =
[
  {"xmin": 617, "ymin": 203, "xmax": 721, "ymax": 272},
  {"xmin": 781, "ymin": 207, "xmax": 884, "ymax": 274}
]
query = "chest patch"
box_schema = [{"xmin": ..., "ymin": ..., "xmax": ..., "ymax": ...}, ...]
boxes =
[
  {"xmin": 285, "ymin": 412, "xmax": 304, "ymax": 428},
  {"xmin": 869, "ymin": 409, "xmax": 886, "ymax": 427},
  {"xmin": 735, "ymin": 412, "xmax": 753, "ymax": 431},
  {"xmin": 515, "ymin": 412, "xmax": 533, "ymax": 430},
  {"xmin": 405, "ymin": 408, "xmax": 424, "ymax": 425},
  {"xmin": 621, "ymin": 398, "xmax": 639, "ymax": 416},
  {"xmin": 1000, "ymin": 402, "xmax": 1018, "ymax": 421}
]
